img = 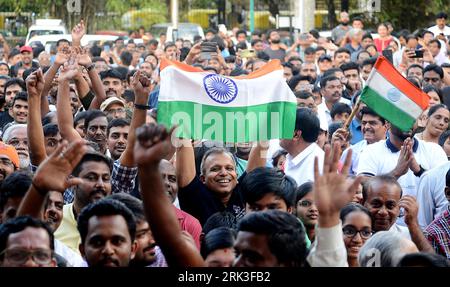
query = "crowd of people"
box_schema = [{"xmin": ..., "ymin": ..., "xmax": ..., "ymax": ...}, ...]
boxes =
[{"xmin": 0, "ymin": 10, "xmax": 450, "ymax": 268}]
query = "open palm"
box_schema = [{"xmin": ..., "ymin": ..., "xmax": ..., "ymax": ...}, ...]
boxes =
[{"xmin": 33, "ymin": 140, "xmax": 87, "ymax": 192}]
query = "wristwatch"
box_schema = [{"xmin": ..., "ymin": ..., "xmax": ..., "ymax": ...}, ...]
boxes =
[
  {"xmin": 134, "ymin": 103, "xmax": 151, "ymax": 110},
  {"xmin": 413, "ymin": 165, "xmax": 426, "ymax": 177}
]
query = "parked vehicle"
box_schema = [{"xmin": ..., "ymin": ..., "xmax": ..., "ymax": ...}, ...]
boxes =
[
  {"xmin": 150, "ymin": 23, "xmax": 204, "ymax": 43},
  {"xmin": 26, "ymin": 19, "xmax": 67, "ymax": 44}
]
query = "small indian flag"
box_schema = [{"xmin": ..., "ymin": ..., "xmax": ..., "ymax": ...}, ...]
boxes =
[
  {"xmin": 360, "ymin": 56, "xmax": 430, "ymax": 132},
  {"xmin": 157, "ymin": 58, "xmax": 297, "ymax": 142}
]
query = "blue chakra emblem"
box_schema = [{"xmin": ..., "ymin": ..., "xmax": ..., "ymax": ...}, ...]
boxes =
[
  {"xmin": 387, "ymin": 88, "xmax": 401, "ymax": 102},
  {"xmin": 203, "ymin": 74, "xmax": 238, "ymax": 104}
]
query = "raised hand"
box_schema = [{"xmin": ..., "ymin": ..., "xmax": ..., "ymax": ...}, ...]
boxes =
[
  {"xmin": 54, "ymin": 46, "xmax": 71, "ymax": 67},
  {"xmin": 58, "ymin": 57, "xmax": 79, "ymax": 81},
  {"xmin": 74, "ymin": 46, "xmax": 92, "ymax": 68},
  {"xmin": 25, "ymin": 69, "xmax": 45, "ymax": 98},
  {"xmin": 399, "ymin": 195, "xmax": 419, "ymax": 227},
  {"xmin": 314, "ymin": 142, "xmax": 362, "ymax": 227},
  {"xmin": 134, "ymin": 123, "xmax": 176, "ymax": 168},
  {"xmin": 185, "ymin": 42, "xmax": 201, "ymax": 65},
  {"xmin": 71, "ymin": 19, "xmax": 86, "ymax": 46},
  {"xmin": 32, "ymin": 140, "xmax": 87, "ymax": 192},
  {"xmin": 131, "ymin": 70, "xmax": 152, "ymax": 97}
]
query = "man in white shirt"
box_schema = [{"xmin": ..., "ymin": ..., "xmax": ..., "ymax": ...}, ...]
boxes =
[
  {"xmin": 428, "ymin": 12, "xmax": 450, "ymax": 37},
  {"xmin": 341, "ymin": 106, "xmax": 388, "ymax": 175},
  {"xmin": 357, "ymin": 124, "xmax": 448, "ymax": 225},
  {"xmin": 362, "ymin": 175, "xmax": 435, "ymax": 253},
  {"xmin": 317, "ymin": 75, "xmax": 351, "ymax": 129},
  {"xmin": 280, "ymin": 108, "xmax": 324, "ymax": 186},
  {"xmin": 417, "ymin": 162, "xmax": 450, "ymax": 230}
]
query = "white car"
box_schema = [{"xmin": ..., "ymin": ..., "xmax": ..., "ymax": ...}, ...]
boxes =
[
  {"xmin": 26, "ymin": 19, "xmax": 68, "ymax": 45},
  {"xmin": 150, "ymin": 23, "xmax": 204, "ymax": 43}
]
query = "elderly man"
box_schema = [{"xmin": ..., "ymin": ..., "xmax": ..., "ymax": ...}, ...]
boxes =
[{"xmin": 2, "ymin": 124, "xmax": 29, "ymax": 170}]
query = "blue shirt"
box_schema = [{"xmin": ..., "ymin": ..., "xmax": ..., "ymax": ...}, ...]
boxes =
[
  {"xmin": 349, "ymin": 118, "xmax": 363, "ymax": 145},
  {"xmin": 148, "ymin": 85, "xmax": 160, "ymax": 109}
]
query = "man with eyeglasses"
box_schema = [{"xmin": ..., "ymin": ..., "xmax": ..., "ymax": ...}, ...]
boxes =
[
  {"xmin": 0, "ymin": 216, "xmax": 57, "ymax": 267},
  {"xmin": 422, "ymin": 64, "xmax": 444, "ymax": 89},
  {"xmin": 100, "ymin": 97, "xmax": 127, "ymax": 120},
  {"xmin": 3, "ymin": 124, "xmax": 30, "ymax": 170}
]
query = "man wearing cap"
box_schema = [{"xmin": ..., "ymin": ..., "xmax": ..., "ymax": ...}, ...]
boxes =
[
  {"xmin": 100, "ymin": 97, "xmax": 126, "ymax": 120},
  {"xmin": 11, "ymin": 46, "xmax": 39, "ymax": 77},
  {"xmin": 0, "ymin": 142, "xmax": 19, "ymax": 185},
  {"xmin": 317, "ymin": 55, "xmax": 333, "ymax": 76}
]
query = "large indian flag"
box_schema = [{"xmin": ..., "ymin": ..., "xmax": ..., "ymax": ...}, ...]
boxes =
[
  {"xmin": 157, "ymin": 58, "xmax": 297, "ymax": 142},
  {"xmin": 360, "ymin": 56, "xmax": 430, "ymax": 131}
]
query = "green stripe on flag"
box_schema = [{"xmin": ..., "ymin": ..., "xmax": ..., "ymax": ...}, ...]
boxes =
[
  {"xmin": 360, "ymin": 86, "xmax": 416, "ymax": 132},
  {"xmin": 157, "ymin": 101, "xmax": 297, "ymax": 142}
]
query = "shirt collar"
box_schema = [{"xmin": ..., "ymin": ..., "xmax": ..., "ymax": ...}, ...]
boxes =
[
  {"xmin": 287, "ymin": 143, "xmax": 318, "ymax": 166},
  {"xmin": 386, "ymin": 137, "xmax": 418, "ymax": 153}
]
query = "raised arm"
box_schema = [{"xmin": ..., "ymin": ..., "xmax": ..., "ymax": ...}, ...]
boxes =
[
  {"xmin": 71, "ymin": 20, "xmax": 85, "ymax": 48},
  {"xmin": 41, "ymin": 50, "xmax": 69, "ymax": 116},
  {"xmin": 17, "ymin": 140, "xmax": 87, "ymax": 219},
  {"xmin": 75, "ymin": 46, "xmax": 107, "ymax": 110},
  {"xmin": 118, "ymin": 70, "xmax": 152, "ymax": 167},
  {"xmin": 246, "ymin": 141, "xmax": 269, "ymax": 173},
  {"xmin": 57, "ymin": 59, "xmax": 83, "ymax": 142},
  {"xmin": 176, "ymin": 139, "xmax": 196, "ymax": 188},
  {"xmin": 26, "ymin": 69, "xmax": 47, "ymax": 166},
  {"xmin": 134, "ymin": 123, "xmax": 205, "ymax": 267}
]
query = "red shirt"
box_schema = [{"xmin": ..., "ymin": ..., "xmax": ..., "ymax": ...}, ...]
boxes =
[
  {"xmin": 174, "ymin": 207, "xmax": 203, "ymax": 250},
  {"xmin": 374, "ymin": 37, "xmax": 393, "ymax": 52}
]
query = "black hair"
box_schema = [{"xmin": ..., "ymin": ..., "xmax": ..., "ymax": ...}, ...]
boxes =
[
  {"xmin": 295, "ymin": 108, "xmax": 320, "ymax": 142},
  {"xmin": 73, "ymin": 111, "xmax": 88, "ymax": 128},
  {"xmin": 56, "ymin": 39, "xmax": 70, "ymax": 47},
  {"xmin": 340, "ymin": 62, "xmax": 360, "ymax": 74},
  {"xmin": 397, "ymin": 252, "xmax": 450, "ymax": 267},
  {"xmin": 230, "ymin": 68, "xmax": 248, "ymax": 76},
  {"xmin": 42, "ymin": 111, "xmax": 56, "ymax": 126},
  {"xmin": 256, "ymin": 51, "xmax": 270, "ymax": 61},
  {"xmin": 237, "ymin": 210, "xmax": 307, "ymax": 267},
  {"xmin": 77, "ymin": 198, "xmax": 136, "ymax": 244},
  {"xmin": 163, "ymin": 42, "xmax": 176, "ymax": 52},
  {"xmin": 43, "ymin": 123, "xmax": 59, "ymax": 138},
  {"xmin": 428, "ymin": 103, "xmax": 448, "ymax": 117},
  {"xmin": 320, "ymin": 75, "xmax": 340, "ymax": 89},
  {"xmin": 251, "ymin": 39, "xmax": 262, "ymax": 47},
  {"xmin": 436, "ymin": 12, "xmax": 448, "ymax": 19},
  {"xmin": 295, "ymin": 182, "xmax": 313, "ymax": 205},
  {"xmin": 406, "ymin": 64, "xmax": 424, "ymax": 75},
  {"xmin": 322, "ymin": 68, "xmax": 342, "ymax": 79},
  {"xmin": 328, "ymin": 121, "xmax": 351, "ymax": 142},
  {"xmin": 340, "ymin": 203, "xmax": 372, "ymax": 223},
  {"xmin": 288, "ymin": 75, "xmax": 313, "ymax": 91},
  {"xmin": 236, "ymin": 30, "xmax": 247, "ymax": 38},
  {"xmin": 90, "ymin": 45, "xmax": 102, "ymax": 57},
  {"xmin": 439, "ymin": 130, "xmax": 450, "ymax": 147},
  {"xmin": 107, "ymin": 118, "xmax": 130, "ymax": 136},
  {"xmin": 330, "ymin": 102, "xmax": 351, "ymax": 120},
  {"xmin": 120, "ymin": 51, "xmax": 133, "ymax": 66},
  {"xmin": 122, "ymin": 89, "xmax": 135, "ymax": 103},
  {"xmin": 294, "ymin": 90, "xmax": 314, "ymax": 100},
  {"xmin": 99, "ymin": 69, "xmax": 123, "ymax": 81},
  {"xmin": 72, "ymin": 152, "xmax": 113, "ymax": 177},
  {"xmin": 203, "ymin": 212, "xmax": 238, "ymax": 234},
  {"xmin": 241, "ymin": 167, "xmax": 297, "ymax": 208},
  {"xmin": 360, "ymin": 106, "xmax": 386, "ymax": 125},
  {"xmin": 12, "ymin": 91, "xmax": 28, "ymax": 106},
  {"xmin": 361, "ymin": 57, "xmax": 377, "ymax": 67},
  {"xmin": 200, "ymin": 227, "xmax": 236, "ymax": 259},
  {"xmin": 0, "ymin": 216, "xmax": 55, "ymax": 254},
  {"xmin": 352, "ymin": 16, "xmax": 363, "ymax": 24},
  {"xmin": 315, "ymin": 46, "xmax": 326, "ymax": 53},
  {"xmin": 362, "ymin": 175, "xmax": 403, "ymax": 204},
  {"xmin": 424, "ymin": 64, "xmax": 444, "ymax": 79},
  {"xmin": 0, "ymin": 171, "xmax": 33, "ymax": 211},
  {"xmin": 108, "ymin": 193, "xmax": 145, "ymax": 222},
  {"xmin": 406, "ymin": 34, "xmax": 419, "ymax": 43},
  {"xmin": 407, "ymin": 76, "xmax": 422, "ymax": 89},
  {"xmin": 429, "ymin": 39, "xmax": 442, "ymax": 50},
  {"xmin": 361, "ymin": 32, "xmax": 373, "ymax": 41},
  {"xmin": 83, "ymin": 110, "xmax": 106, "ymax": 132},
  {"xmin": 304, "ymin": 47, "xmax": 316, "ymax": 55},
  {"xmin": 334, "ymin": 47, "xmax": 351, "ymax": 57},
  {"xmin": 271, "ymin": 149, "xmax": 287, "ymax": 168},
  {"xmin": 3, "ymin": 78, "xmax": 25, "ymax": 98}
]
